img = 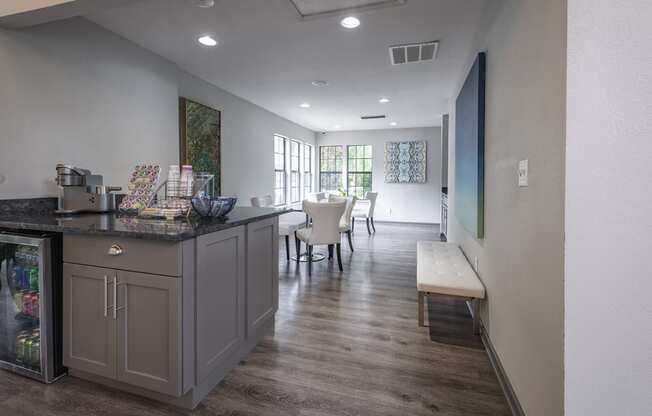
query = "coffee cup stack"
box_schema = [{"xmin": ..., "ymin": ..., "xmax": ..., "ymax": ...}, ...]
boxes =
[
  {"xmin": 167, "ymin": 165, "xmax": 180, "ymax": 197},
  {"xmin": 181, "ymin": 165, "xmax": 194, "ymax": 197}
]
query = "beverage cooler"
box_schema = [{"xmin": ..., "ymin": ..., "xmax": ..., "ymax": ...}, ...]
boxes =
[{"xmin": 0, "ymin": 231, "xmax": 64, "ymax": 383}]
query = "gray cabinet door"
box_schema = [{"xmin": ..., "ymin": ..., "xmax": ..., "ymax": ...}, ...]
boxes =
[
  {"xmin": 246, "ymin": 217, "xmax": 279, "ymax": 337},
  {"xmin": 195, "ymin": 226, "xmax": 245, "ymax": 384},
  {"xmin": 63, "ymin": 263, "xmax": 116, "ymax": 379},
  {"xmin": 115, "ymin": 270, "xmax": 182, "ymax": 396}
]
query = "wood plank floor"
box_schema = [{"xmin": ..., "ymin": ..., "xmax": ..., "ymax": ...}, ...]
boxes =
[{"xmin": 0, "ymin": 222, "xmax": 510, "ymax": 416}]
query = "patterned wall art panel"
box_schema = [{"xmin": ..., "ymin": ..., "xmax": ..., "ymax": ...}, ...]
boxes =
[{"xmin": 384, "ymin": 141, "xmax": 427, "ymax": 184}]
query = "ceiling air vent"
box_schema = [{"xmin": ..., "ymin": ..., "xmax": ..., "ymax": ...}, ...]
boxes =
[
  {"xmin": 361, "ymin": 115, "xmax": 386, "ymax": 120},
  {"xmin": 390, "ymin": 41, "xmax": 439, "ymax": 65}
]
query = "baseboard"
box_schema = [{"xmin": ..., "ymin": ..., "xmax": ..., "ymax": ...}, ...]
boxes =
[
  {"xmin": 480, "ymin": 323, "xmax": 526, "ymax": 416},
  {"xmin": 366, "ymin": 219, "xmax": 439, "ymax": 226}
]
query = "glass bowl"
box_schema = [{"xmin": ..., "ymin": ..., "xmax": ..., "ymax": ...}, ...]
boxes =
[{"xmin": 191, "ymin": 196, "xmax": 237, "ymax": 218}]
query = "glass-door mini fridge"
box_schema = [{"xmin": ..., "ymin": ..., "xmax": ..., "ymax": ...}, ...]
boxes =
[{"xmin": 0, "ymin": 231, "xmax": 64, "ymax": 383}]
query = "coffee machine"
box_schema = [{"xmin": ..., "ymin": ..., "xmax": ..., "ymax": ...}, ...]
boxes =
[{"xmin": 55, "ymin": 164, "xmax": 122, "ymax": 214}]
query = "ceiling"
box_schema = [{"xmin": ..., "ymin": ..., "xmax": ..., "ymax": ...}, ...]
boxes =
[
  {"xmin": 85, "ymin": 0, "xmax": 489, "ymax": 132},
  {"xmin": 0, "ymin": 0, "xmax": 75, "ymax": 17}
]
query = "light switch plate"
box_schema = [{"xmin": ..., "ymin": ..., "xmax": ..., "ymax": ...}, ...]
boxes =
[{"xmin": 518, "ymin": 159, "xmax": 529, "ymax": 187}]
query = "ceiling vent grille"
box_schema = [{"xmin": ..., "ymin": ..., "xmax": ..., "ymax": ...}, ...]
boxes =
[
  {"xmin": 390, "ymin": 41, "xmax": 439, "ymax": 65},
  {"xmin": 361, "ymin": 115, "xmax": 386, "ymax": 120}
]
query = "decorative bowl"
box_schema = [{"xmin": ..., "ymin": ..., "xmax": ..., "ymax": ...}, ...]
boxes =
[
  {"xmin": 191, "ymin": 196, "xmax": 237, "ymax": 218},
  {"xmin": 190, "ymin": 196, "xmax": 213, "ymax": 217}
]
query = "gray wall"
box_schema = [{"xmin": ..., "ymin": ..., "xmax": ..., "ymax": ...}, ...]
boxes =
[
  {"xmin": 317, "ymin": 127, "xmax": 441, "ymax": 224},
  {"xmin": 447, "ymin": 1, "xmax": 566, "ymax": 415},
  {"xmin": 0, "ymin": 17, "xmax": 315, "ymax": 200},
  {"xmin": 566, "ymin": 0, "xmax": 652, "ymax": 414},
  {"xmin": 178, "ymin": 72, "xmax": 314, "ymax": 201}
]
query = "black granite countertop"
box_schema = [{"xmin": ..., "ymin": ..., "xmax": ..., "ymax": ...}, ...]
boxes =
[{"xmin": 0, "ymin": 206, "xmax": 290, "ymax": 241}]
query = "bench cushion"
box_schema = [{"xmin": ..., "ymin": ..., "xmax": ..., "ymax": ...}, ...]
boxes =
[{"xmin": 417, "ymin": 241, "xmax": 485, "ymax": 299}]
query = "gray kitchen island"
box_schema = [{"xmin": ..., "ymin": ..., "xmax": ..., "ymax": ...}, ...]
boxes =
[{"xmin": 0, "ymin": 204, "xmax": 286, "ymax": 409}]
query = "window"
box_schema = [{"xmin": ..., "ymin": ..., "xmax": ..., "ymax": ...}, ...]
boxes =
[
  {"xmin": 273, "ymin": 135, "xmax": 286, "ymax": 205},
  {"xmin": 273, "ymin": 135, "xmax": 313, "ymax": 206},
  {"xmin": 347, "ymin": 145, "xmax": 373, "ymax": 198},
  {"xmin": 319, "ymin": 146, "xmax": 344, "ymax": 193},
  {"xmin": 303, "ymin": 144, "xmax": 313, "ymax": 196},
  {"xmin": 290, "ymin": 140, "xmax": 301, "ymax": 203}
]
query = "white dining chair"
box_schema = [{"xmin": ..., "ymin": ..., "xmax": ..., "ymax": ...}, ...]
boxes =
[
  {"xmin": 351, "ymin": 191, "xmax": 378, "ymax": 235},
  {"xmin": 305, "ymin": 192, "xmax": 327, "ymax": 202},
  {"xmin": 296, "ymin": 200, "xmax": 346, "ymax": 275},
  {"xmin": 251, "ymin": 194, "xmax": 306, "ymax": 261},
  {"xmin": 328, "ymin": 194, "xmax": 357, "ymax": 252},
  {"xmin": 250, "ymin": 195, "xmax": 273, "ymax": 208}
]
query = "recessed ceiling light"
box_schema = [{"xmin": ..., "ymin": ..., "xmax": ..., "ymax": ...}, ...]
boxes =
[
  {"xmin": 198, "ymin": 35, "xmax": 218, "ymax": 47},
  {"xmin": 379, "ymin": 97, "xmax": 390, "ymax": 103},
  {"xmin": 193, "ymin": 0, "xmax": 214, "ymax": 8},
  {"xmin": 299, "ymin": 103, "xmax": 311, "ymax": 108},
  {"xmin": 390, "ymin": 122, "xmax": 398, "ymax": 126},
  {"xmin": 312, "ymin": 80, "xmax": 329, "ymax": 87},
  {"xmin": 340, "ymin": 16, "xmax": 360, "ymax": 29},
  {"xmin": 334, "ymin": 125, "xmax": 341, "ymax": 129}
]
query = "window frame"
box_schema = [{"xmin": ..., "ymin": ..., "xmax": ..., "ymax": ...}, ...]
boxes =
[
  {"xmin": 273, "ymin": 135, "xmax": 287, "ymax": 206},
  {"xmin": 303, "ymin": 143, "xmax": 313, "ymax": 197},
  {"xmin": 319, "ymin": 145, "xmax": 344, "ymax": 194},
  {"xmin": 273, "ymin": 135, "xmax": 314, "ymax": 206},
  {"xmin": 289, "ymin": 139, "xmax": 301, "ymax": 204},
  {"xmin": 346, "ymin": 144, "xmax": 373, "ymax": 198}
]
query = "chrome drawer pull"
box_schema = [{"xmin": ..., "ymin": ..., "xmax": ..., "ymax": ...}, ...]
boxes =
[
  {"xmin": 108, "ymin": 244, "xmax": 123, "ymax": 256},
  {"xmin": 103, "ymin": 275, "xmax": 108, "ymax": 317}
]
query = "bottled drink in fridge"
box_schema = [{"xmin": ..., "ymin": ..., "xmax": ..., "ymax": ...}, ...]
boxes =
[
  {"xmin": 22, "ymin": 292, "xmax": 33, "ymax": 317},
  {"xmin": 13, "ymin": 290, "xmax": 24, "ymax": 313},
  {"xmin": 30, "ymin": 338, "xmax": 40, "ymax": 369},
  {"xmin": 28, "ymin": 267, "xmax": 39, "ymax": 291},
  {"xmin": 15, "ymin": 331, "xmax": 29, "ymax": 363},
  {"xmin": 31, "ymin": 293, "xmax": 39, "ymax": 319}
]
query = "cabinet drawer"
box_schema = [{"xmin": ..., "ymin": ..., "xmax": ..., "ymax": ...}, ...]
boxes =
[{"xmin": 64, "ymin": 235, "xmax": 182, "ymax": 277}]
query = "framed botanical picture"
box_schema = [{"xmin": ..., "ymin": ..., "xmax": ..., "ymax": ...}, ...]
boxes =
[{"xmin": 179, "ymin": 97, "xmax": 222, "ymax": 195}]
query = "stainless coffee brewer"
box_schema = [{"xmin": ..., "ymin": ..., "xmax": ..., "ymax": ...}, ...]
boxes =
[{"xmin": 55, "ymin": 164, "xmax": 122, "ymax": 214}]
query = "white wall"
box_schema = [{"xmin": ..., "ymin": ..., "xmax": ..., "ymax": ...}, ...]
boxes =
[
  {"xmin": 177, "ymin": 72, "xmax": 314, "ymax": 201},
  {"xmin": 0, "ymin": 18, "xmax": 314, "ymax": 201},
  {"xmin": 318, "ymin": 127, "xmax": 441, "ymax": 224},
  {"xmin": 565, "ymin": 1, "xmax": 652, "ymax": 415},
  {"xmin": 447, "ymin": 1, "xmax": 566, "ymax": 415}
]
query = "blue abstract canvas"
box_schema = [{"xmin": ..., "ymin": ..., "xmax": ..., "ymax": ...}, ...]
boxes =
[
  {"xmin": 384, "ymin": 141, "xmax": 427, "ymax": 183},
  {"xmin": 455, "ymin": 52, "xmax": 486, "ymax": 239}
]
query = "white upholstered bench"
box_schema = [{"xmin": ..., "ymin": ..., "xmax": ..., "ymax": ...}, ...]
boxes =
[{"xmin": 417, "ymin": 241, "xmax": 486, "ymax": 334}]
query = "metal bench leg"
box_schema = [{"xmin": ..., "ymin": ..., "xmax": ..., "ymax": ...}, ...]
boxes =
[
  {"xmin": 418, "ymin": 291, "xmax": 426, "ymax": 327},
  {"xmin": 471, "ymin": 298, "xmax": 480, "ymax": 335}
]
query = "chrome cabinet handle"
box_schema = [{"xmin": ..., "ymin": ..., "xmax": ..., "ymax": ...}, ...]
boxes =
[
  {"xmin": 113, "ymin": 275, "xmax": 117, "ymax": 319},
  {"xmin": 108, "ymin": 244, "xmax": 123, "ymax": 256},
  {"xmin": 113, "ymin": 276, "xmax": 127, "ymax": 320},
  {"xmin": 103, "ymin": 275, "xmax": 108, "ymax": 317}
]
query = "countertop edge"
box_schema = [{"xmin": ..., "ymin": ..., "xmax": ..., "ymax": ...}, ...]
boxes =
[{"xmin": 0, "ymin": 208, "xmax": 291, "ymax": 242}]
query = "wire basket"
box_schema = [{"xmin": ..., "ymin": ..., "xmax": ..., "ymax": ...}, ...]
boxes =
[{"xmin": 139, "ymin": 173, "xmax": 215, "ymax": 220}]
